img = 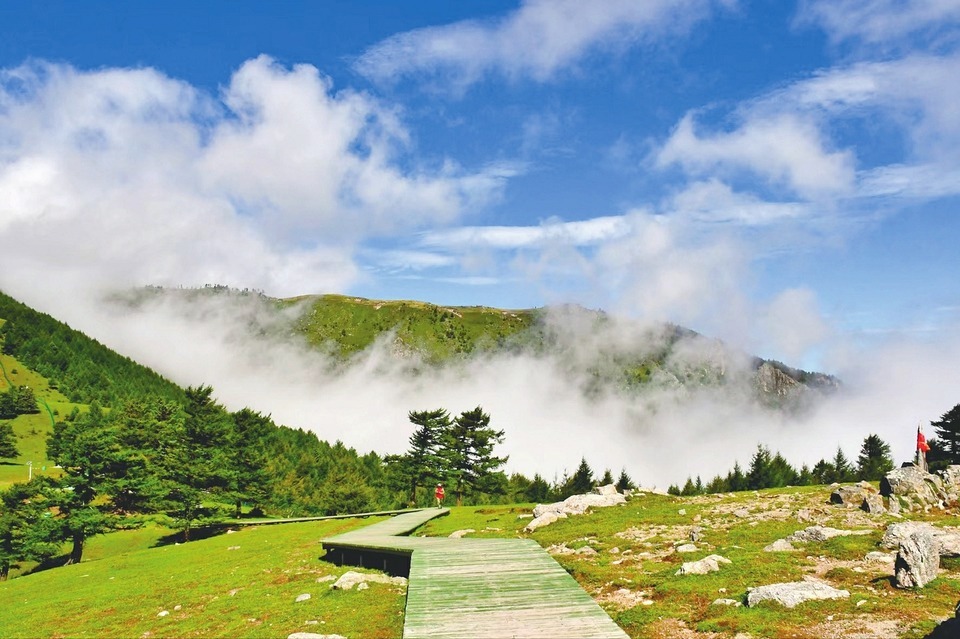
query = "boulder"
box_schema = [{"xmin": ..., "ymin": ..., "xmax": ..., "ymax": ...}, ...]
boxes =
[
  {"xmin": 746, "ymin": 580, "xmax": 850, "ymax": 608},
  {"xmin": 880, "ymin": 466, "xmax": 947, "ymax": 511},
  {"xmin": 895, "ymin": 530, "xmax": 940, "ymax": 588},
  {"xmin": 763, "ymin": 539, "xmax": 796, "ymax": 552},
  {"xmin": 881, "ymin": 522, "xmax": 960, "ymax": 557},
  {"xmin": 331, "ymin": 570, "xmax": 406, "ymax": 590},
  {"xmin": 675, "ymin": 554, "xmax": 731, "ymax": 576},
  {"xmin": 862, "ymin": 493, "xmax": 886, "ymax": 514},
  {"xmin": 831, "ymin": 482, "xmax": 878, "ymax": 508},
  {"xmin": 593, "ymin": 483, "xmax": 618, "ymax": 496},
  {"xmin": 528, "ymin": 489, "xmax": 626, "ymax": 530}
]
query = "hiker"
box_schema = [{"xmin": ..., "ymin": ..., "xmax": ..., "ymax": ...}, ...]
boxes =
[{"xmin": 435, "ymin": 483, "xmax": 445, "ymax": 508}]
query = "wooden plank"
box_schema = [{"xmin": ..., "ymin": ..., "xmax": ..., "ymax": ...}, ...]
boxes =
[{"xmin": 321, "ymin": 508, "xmax": 628, "ymax": 639}]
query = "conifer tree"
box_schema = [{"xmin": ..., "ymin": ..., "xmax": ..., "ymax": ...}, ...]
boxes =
[
  {"xmin": 395, "ymin": 409, "xmax": 449, "ymax": 506},
  {"xmin": 0, "ymin": 422, "xmax": 18, "ymax": 459},
  {"xmin": 441, "ymin": 406, "xmax": 507, "ymax": 506},
  {"xmin": 932, "ymin": 404, "xmax": 960, "ymax": 464},
  {"xmin": 568, "ymin": 457, "xmax": 595, "ymax": 495},
  {"xmin": 615, "ymin": 468, "xmax": 636, "ymax": 492},
  {"xmin": 856, "ymin": 434, "xmax": 894, "ymax": 480}
]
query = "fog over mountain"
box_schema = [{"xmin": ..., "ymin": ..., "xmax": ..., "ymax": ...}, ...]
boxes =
[{"xmin": 4, "ymin": 282, "xmax": 955, "ymax": 489}]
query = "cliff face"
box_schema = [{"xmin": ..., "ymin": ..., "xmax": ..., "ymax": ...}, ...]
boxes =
[{"xmin": 755, "ymin": 362, "xmax": 804, "ymax": 398}]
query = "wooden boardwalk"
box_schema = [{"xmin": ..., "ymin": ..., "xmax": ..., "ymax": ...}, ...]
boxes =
[{"xmin": 321, "ymin": 509, "xmax": 628, "ymax": 639}]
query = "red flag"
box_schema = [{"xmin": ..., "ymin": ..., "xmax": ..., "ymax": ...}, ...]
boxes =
[{"xmin": 917, "ymin": 427, "xmax": 931, "ymax": 453}]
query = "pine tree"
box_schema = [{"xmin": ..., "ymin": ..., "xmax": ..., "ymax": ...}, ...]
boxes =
[
  {"xmin": 569, "ymin": 457, "xmax": 595, "ymax": 495},
  {"xmin": 441, "ymin": 407, "xmax": 507, "ymax": 506},
  {"xmin": 932, "ymin": 404, "xmax": 960, "ymax": 464},
  {"xmin": 396, "ymin": 409, "xmax": 449, "ymax": 506},
  {"xmin": 600, "ymin": 468, "xmax": 614, "ymax": 486},
  {"xmin": 747, "ymin": 445, "xmax": 774, "ymax": 489},
  {"xmin": 525, "ymin": 473, "xmax": 551, "ymax": 503},
  {"xmin": 831, "ymin": 447, "xmax": 854, "ymax": 483},
  {"xmin": 856, "ymin": 434, "xmax": 894, "ymax": 480},
  {"xmin": 0, "ymin": 422, "xmax": 18, "ymax": 460},
  {"xmin": 615, "ymin": 468, "xmax": 636, "ymax": 492}
]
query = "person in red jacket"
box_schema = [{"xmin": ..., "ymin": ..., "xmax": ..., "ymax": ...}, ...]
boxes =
[{"xmin": 435, "ymin": 483, "xmax": 445, "ymax": 508}]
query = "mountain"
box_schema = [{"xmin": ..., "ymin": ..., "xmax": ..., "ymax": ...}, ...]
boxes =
[{"xmin": 107, "ymin": 286, "xmax": 840, "ymax": 405}]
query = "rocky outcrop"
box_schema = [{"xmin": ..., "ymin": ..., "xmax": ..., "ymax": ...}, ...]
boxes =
[
  {"xmin": 881, "ymin": 521, "xmax": 960, "ymax": 557},
  {"xmin": 880, "ymin": 465, "xmax": 960, "ymax": 512},
  {"xmin": 895, "ymin": 530, "xmax": 940, "ymax": 588},
  {"xmin": 746, "ymin": 580, "xmax": 850, "ymax": 608},
  {"xmin": 830, "ymin": 481, "xmax": 886, "ymax": 513},
  {"xmin": 525, "ymin": 484, "xmax": 626, "ymax": 532}
]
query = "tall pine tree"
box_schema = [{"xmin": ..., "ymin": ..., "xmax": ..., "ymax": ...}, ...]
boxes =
[{"xmin": 442, "ymin": 407, "xmax": 507, "ymax": 506}]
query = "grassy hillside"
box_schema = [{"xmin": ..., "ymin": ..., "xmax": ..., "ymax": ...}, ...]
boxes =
[
  {"xmin": 288, "ymin": 293, "xmax": 538, "ymax": 360},
  {"xmin": 0, "ymin": 352, "xmax": 75, "ymax": 486},
  {"xmin": 0, "ymin": 289, "xmax": 184, "ymax": 406},
  {"xmin": 0, "ymin": 516, "xmax": 406, "ymax": 638},
  {"xmin": 285, "ymin": 294, "xmax": 835, "ymax": 396}
]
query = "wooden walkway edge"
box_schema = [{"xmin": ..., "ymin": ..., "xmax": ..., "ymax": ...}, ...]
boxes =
[{"xmin": 321, "ymin": 509, "xmax": 629, "ymax": 639}]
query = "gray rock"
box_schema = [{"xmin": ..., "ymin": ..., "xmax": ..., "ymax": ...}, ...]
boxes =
[
  {"xmin": 711, "ymin": 598, "xmax": 742, "ymax": 607},
  {"xmin": 880, "ymin": 466, "xmax": 947, "ymax": 511},
  {"xmin": 295, "ymin": 593, "xmax": 311, "ymax": 602},
  {"xmin": 881, "ymin": 522, "xmax": 960, "ymax": 557},
  {"xmin": 895, "ymin": 530, "xmax": 940, "ymax": 588},
  {"xmin": 675, "ymin": 554, "xmax": 731, "ymax": 576},
  {"xmin": 448, "ymin": 529, "xmax": 475, "ymax": 538},
  {"xmin": 675, "ymin": 543, "xmax": 697, "ymax": 553},
  {"xmin": 690, "ymin": 526, "xmax": 702, "ymax": 542},
  {"xmin": 787, "ymin": 525, "xmax": 869, "ymax": 543},
  {"xmin": 331, "ymin": 570, "xmax": 406, "ymax": 590},
  {"xmin": 831, "ymin": 483, "xmax": 877, "ymax": 508},
  {"xmin": 746, "ymin": 580, "xmax": 850, "ymax": 608},
  {"xmin": 862, "ymin": 493, "xmax": 886, "ymax": 514},
  {"xmin": 764, "ymin": 539, "xmax": 796, "ymax": 552}
]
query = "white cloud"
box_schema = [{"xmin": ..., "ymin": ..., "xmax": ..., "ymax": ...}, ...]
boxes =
[
  {"xmin": 656, "ymin": 112, "xmax": 856, "ymax": 199},
  {"xmin": 799, "ymin": 0, "xmax": 960, "ymax": 47},
  {"xmin": 355, "ymin": 0, "xmax": 730, "ymax": 87},
  {"xmin": 419, "ymin": 215, "xmax": 631, "ymax": 250},
  {"xmin": 667, "ymin": 179, "xmax": 812, "ymax": 225},
  {"xmin": 0, "ymin": 58, "xmax": 509, "ymax": 308}
]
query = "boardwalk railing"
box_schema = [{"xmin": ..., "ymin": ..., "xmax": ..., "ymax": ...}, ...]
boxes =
[{"xmin": 321, "ymin": 509, "xmax": 629, "ymax": 639}]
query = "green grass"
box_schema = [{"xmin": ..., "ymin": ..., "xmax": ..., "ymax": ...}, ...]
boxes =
[
  {"xmin": 412, "ymin": 487, "xmax": 960, "ymax": 638},
  {"xmin": 0, "ymin": 516, "xmax": 406, "ymax": 639}
]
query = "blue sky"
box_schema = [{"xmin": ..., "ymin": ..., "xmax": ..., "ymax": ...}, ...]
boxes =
[{"xmin": 2, "ymin": 0, "xmax": 959, "ymax": 371}]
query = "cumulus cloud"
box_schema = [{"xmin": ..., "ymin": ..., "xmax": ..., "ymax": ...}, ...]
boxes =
[
  {"xmin": 0, "ymin": 57, "xmax": 509, "ymax": 310},
  {"xmin": 656, "ymin": 112, "xmax": 856, "ymax": 199},
  {"xmin": 355, "ymin": 0, "xmax": 730, "ymax": 87}
]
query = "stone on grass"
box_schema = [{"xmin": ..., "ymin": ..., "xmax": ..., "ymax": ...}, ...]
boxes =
[
  {"xmin": 676, "ymin": 544, "xmax": 697, "ymax": 553},
  {"xmin": 675, "ymin": 555, "xmax": 731, "ymax": 576},
  {"xmin": 331, "ymin": 570, "xmax": 407, "ymax": 590},
  {"xmin": 448, "ymin": 529, "xmax": 475, "ymax": 538},
  {"xmin": 895, "ymin": 530, "xmax": 940, "ymax": 589},
  {"xmin": 746, "ymin": 580, "xmax": 850, "ymax": 608},
  {"xmin": 881, "ymin": 522, "xmax": 960, "ymax": 557},
  {"xmin": 763, "ymin": 539, "xmax": 796, "ymax": 552},
  {"xmin": 712, "ymin": 598, "xmax": 742, "ymax": 607},
  {"xmin": 295, "ymin": 593, "xmax": 311, "ymax": 602}
]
